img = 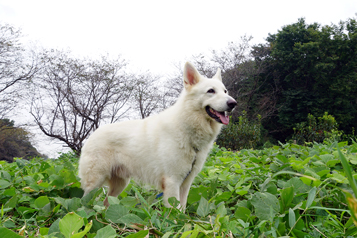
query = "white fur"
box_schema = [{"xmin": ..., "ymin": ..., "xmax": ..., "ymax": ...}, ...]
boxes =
[{"xmin": 78, "ymin": 62, "xmax": 236, "ymax": 209}]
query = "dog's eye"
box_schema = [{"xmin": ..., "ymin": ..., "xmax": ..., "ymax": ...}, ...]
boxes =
[{"xmin": 207, "ymin": 89, "xmax": 215, "ymax": 94}]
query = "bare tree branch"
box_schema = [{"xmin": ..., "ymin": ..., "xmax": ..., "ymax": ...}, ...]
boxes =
[{"xmin": 29, "ymin": 50, "xmax": 132, "ymax": 155}]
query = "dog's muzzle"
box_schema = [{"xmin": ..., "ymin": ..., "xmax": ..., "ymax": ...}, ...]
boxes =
[{"xmin": 205, "ymin": 98, "xmax": 237, "ymax": 125}]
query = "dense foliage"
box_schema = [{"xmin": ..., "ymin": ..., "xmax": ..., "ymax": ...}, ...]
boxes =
[
  {"xmin": 291, "ymin": 112, "xmax": 340, "ymax": 144},
  {"xmin": 1, "ymin": 142, "xmax": 357, "ymax": 237},
  {"xmin": 260, "ymin": 17, "xmax": 357, "ymax": 141},
  {"xmin": 0, "ymin": 119, "xmax": 42, "ymax": 162},
  {"xmin": 216, "ymin": 111, "xmax": 262, "ymax": 150}
]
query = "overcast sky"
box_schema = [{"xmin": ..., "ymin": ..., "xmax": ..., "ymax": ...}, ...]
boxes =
[
  {"xmin": 1, "ymin": 0, "xmax": 356, "ymax": 74},
  {"xmin": 0, "ymin": 0, "xmax": 356, "ymax": 157}
]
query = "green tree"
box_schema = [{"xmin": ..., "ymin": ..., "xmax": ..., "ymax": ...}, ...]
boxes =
[
  {"xmin": 0, "ymin": 119, "xmax": 42, "ymax": 162},
  {"xmin": 262, "ymin": 17, "xmax": 357, "ymax": 141}
]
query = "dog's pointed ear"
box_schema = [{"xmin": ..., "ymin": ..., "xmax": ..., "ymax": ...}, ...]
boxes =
[
  {"xmin": 183, "ymin": 62, "xmax": 200, "ymax": 89},
  {"xmin": 213, "ymin": 68, "xmax": 222, "ymax": 81}
]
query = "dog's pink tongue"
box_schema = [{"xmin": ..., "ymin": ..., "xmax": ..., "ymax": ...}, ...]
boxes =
[{"xmin": 219, "ymin": 113, "xmax": 229, "ymax": 125}]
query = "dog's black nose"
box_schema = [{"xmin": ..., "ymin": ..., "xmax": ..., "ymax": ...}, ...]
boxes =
[{"xmin": 227, "ymin": 99, "xmax": 237, "ymax": 109}]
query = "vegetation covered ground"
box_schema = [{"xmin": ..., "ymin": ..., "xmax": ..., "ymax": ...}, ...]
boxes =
[{"xmin": 1, "ymin": 141, "xmax": 357, "ymax": 237}]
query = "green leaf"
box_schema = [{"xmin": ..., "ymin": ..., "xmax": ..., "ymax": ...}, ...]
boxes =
[
  {"xmin": 118, "ymin": 214, "xmax": 143, "ymax": 225},
  {"xmin": 234, "ymin": 206, "xmax": 251, "ymax": 222},
  {"xmin": 0, "ymin": 179, "xmax": 10, "ymax": 189},
  {"xmin": 126, "ymin": 230, "xmax": 149, "ymax": 238},
  {"xmin": 180, "ymin": 230, "xmax": 193, "ymax": 238},
  {"xmin": 197, "ymin": 197, "xmax": 210, "ymax": 217},
  {"xmin": 40, "ymin": 227, "xmax": 49, "ymax": 235},
  {"xmin": 251, "ymin": 192, "xmax": 280, "ymax": 220},
  {"xmin": 71, "ymin": 221, "xmax": 92, "ymax": 238},
  {"xmin": 216, "ymin": 203, "xmax": 227, "ymax": 217},
  {"xmin": 81, "ymin": 188, "xmax": 102, "ymax": 206},
  {"xmin": 3, "ymin": 187, "xmax": 16, "ymax": 196},
  {"xmin": 48, "ymin": 218, "xmax": 61, "ymax": 235},
  {"xmin": 34, "ymin": 196, "xmax": 50, "ymax": 209},
  {"xmin": 105, "ymin": 204, "xmax": 129, "ymax": 223},
  {"xmin": 161, "ymin": 232, "xmax": 174, "ymax": 238},
  {"xmin": 0, "ymin": 227, "xmax": 22, "ymax": 238},
  {"xmin": 280, "ymin": 186, "xmax": 294, "ymax": 212},
  {"xmin": 59, "ymin": 212, "xmax": 84, "ymax": 238},
  {"xmin": 4, "ymin": 195, "xmax": 18, "ymax": 209},
  {"xmin": 94, "ymin": 225, "xmax": 116, "ymax": 238},
  {"xmin": 306, "ymin": 187, "xmax": 317, "ymax": 209},
  {"xmin": 107, "ymin": 196, "xmax": 120, "ymax": 205},
  {"xmin": 344, "ymin": 191, "xmax": 357, "ymax": 226},
  {"xmin": 338, "ymin": 146, "xmax": 357, "ymax": 197},
  {"xmin": 289, "ymin": 208, "xmax": 296, "ymax": 228}
]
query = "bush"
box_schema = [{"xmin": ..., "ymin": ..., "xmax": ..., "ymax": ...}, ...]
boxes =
[
  {"xmin": 292, "ymin": 112, "xmax": 341, "ymax": 144},
  {"xmin": 216, "ymin": 111, "xmax": 261, "ymax": 150}
]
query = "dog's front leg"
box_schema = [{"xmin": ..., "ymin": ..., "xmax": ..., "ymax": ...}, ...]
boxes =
[
  {"xmin": 162, "ymin": 176, "xmax": 181, "ymax": 208},
  {"xmin": 179, "ymin": 171, "xmax": 197, "ymax": 211}
]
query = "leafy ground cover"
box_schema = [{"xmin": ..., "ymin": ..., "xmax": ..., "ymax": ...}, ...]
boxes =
[{"xmin": 1, "ymin": 141, "xmax": 357, "ymax": 237}]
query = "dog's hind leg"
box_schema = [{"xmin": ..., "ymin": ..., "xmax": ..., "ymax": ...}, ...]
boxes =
[
  {"xmin": 103, "ymin": 164, "xmax": 131, "ymax": 207},
  {"xmin": 103, "ymin": 176, "xmax": 130, "ymax": 207}
]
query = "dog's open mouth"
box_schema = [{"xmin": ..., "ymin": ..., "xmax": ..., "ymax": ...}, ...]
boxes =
[{"xmin": 205, "ymin": 106, "xmax": 229, "ymax": 125}]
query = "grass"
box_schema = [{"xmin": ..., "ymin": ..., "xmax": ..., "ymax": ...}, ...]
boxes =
[{"xmin": 0, "ymin": 141, "xmax": 357, "ymax": 237}]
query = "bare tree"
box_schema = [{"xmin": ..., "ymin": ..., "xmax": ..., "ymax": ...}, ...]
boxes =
[
  {"xmin": 29, "ymin": 50, "xmax": 132, "ymax": 155},
  {"xmin": 131, "ymin": 72, "xmax": 165, "ymax": 119},
  {"xmin": 0, "ymin": 23, "xmax": 39, "ymax": 118}
]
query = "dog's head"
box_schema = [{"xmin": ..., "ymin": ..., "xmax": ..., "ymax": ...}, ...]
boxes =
[{"xmin": 183, "ymin": 62, "xmax": 237, "ymax": 125}]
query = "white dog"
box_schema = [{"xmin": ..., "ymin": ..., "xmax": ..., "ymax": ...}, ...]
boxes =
[{"xmin": 78, "ymin": 62, "xmax": 237, "ymax": 209}]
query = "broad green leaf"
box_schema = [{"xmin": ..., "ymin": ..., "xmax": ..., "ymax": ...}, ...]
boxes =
[
  {"xmin": 3, "ymin": 187, "xmax": 16, "ymax": 196},
  {"xmin": 94, "ymin": 225, "xmax": 116, "ymax": 238},
  {"xmin": 216, "ymin": 203, "xmax": 227, "ymax": 217},
  {"xmin": 0, "ymin": 170, "xmax": 11, "ymax": 181},
  {"xmin": 126, "ymin": 230, "xmax": 149, "ymax": 238},
  {"xmin": 162, "ymin": 232, "xmax": 174, "ymax": 238},
  {"xmin": 107, "ymin": 196, "xmax": 120, "ymax": 205},
  {"xmin": 306, "ymin": 187, "xmax": 317, "ymax": 209},
  {"xmin": 289, "ymin": 208, "xmax": 296, "ymax": 228},
  {"xmin": 280, "ymin": 186, "xmax": 294, "ymax": 212},
  {"xmin": 59, "ymin": 212, "xmax": 84, "ymax": 238},
  {"xmin": 0, "ymin": 227, "xmax": 22, "ymax": 238},
  {"xmin": 197, "ymin": 197, "xmax": 210, "ymax": 217},
  {"xmin": 180, "ymin": 230, "xmax": 193, "ymax": 238},
  {"xmin": 81, "ymin": 188, "xmax": 102, "ymax": 206},
  {"xmin": 251, "ymin": 192, "xmax": 280, "ymax": 221},
  {"xmin": 285, "ymin": 177, "xmax": 311, "ymax": 194},
  {"xmin": 105, "ymin": 204, "xmax": 129, "ymax": 223},
  {"xmin": 329, "ymin": 173, "xmax": 349, "ymax": 184},
  {"xmin": 120, "ymin": 196, "xmax": 138, "ymax": 207},
  {"xmin": 118, "ymin": 214, "xmax": 143, "ymax": 225},
  {"xmin": 40, "ymin": 227, "xmax": 49, "ymax": 235},
  {"xmin": 71, "ymin": 221, "xmax": 92, "ymax": 238},
  {"xmin": 66, "ymin": 198, "xmax": 82, "ymax": 212},
  {"xmin": 48, "ymin": 218, "xmax": 61, "ymax": 235},
  {"xmin": 0, "ymin": 179, "xmax": 10, "ymax": 189},
  {"xmin": 34, "ymin": 196, "xmax": 50, "ymax": 209},
  {"xmin": 187, "ymin": 186, "xmax": 209, "ymax": 204},
  {"xmin": 50, "ymin": 174, "xmax": 65, "ymax": 188},
  {"xmin": 4, "ymin": 195, "xmax": 18, "ymax": 209},
  {"xmin": 234, "ymin": 206, "xmax": 251, "ymax": 222}
]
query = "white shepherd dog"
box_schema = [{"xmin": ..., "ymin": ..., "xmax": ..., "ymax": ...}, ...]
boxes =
[{"xmin": 78, "ymin": 62, "xmax": 237, "ymax": 209}]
